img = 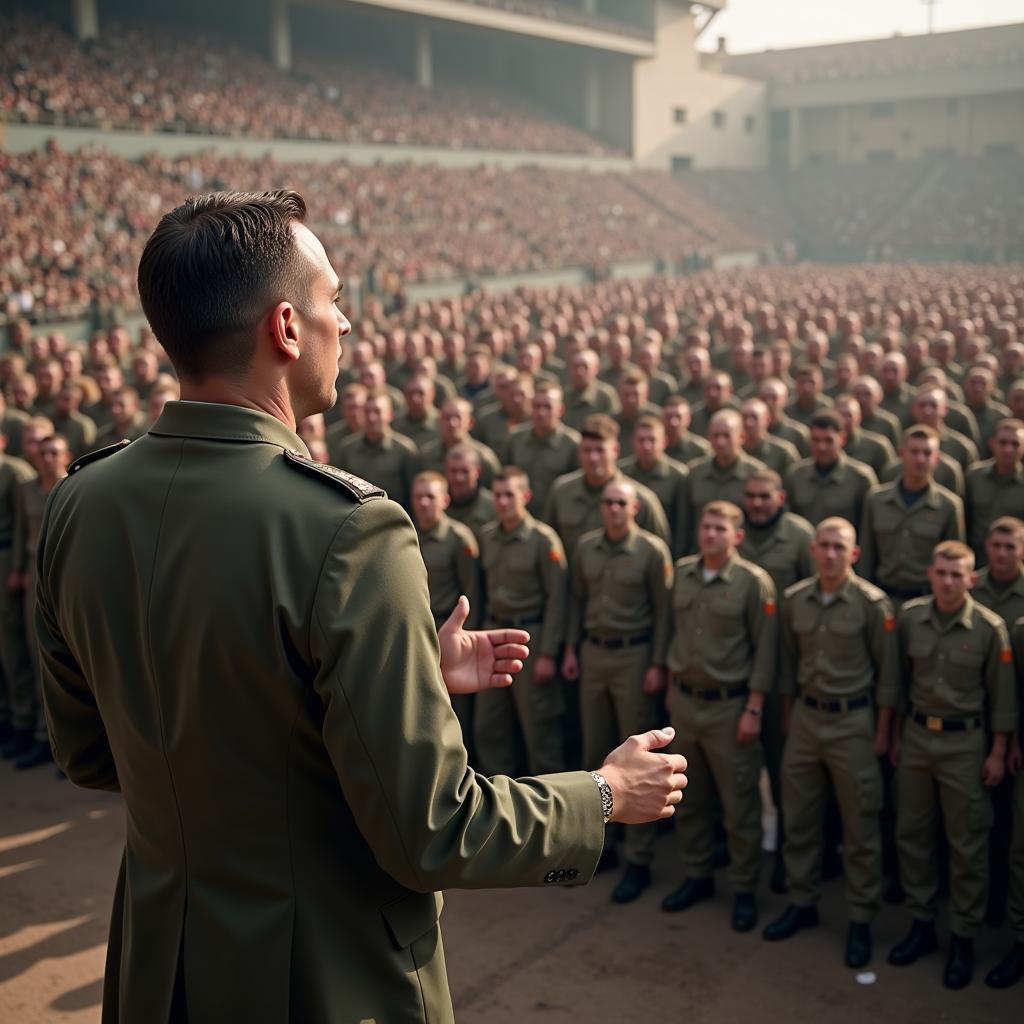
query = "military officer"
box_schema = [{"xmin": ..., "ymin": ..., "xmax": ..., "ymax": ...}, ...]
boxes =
[
  {"xmin": 38, "ymin": 190, "xmax": 685, "ymax": 1024},
  {"xmin": 661, "ymin": 501, "xmax": 778, "ymax": 932},
  {"xmin": 784, "ymin": 411, "xmax": 877, "ymax": 534},
  {"xmin": 965, "ymin": 419, "xmax": 1024, "ymax": 565},
  {"xmin": 859, "ymin": 425, "xmax": 965, "ymax": 606},
  {"xmin": 764, "ymin": 518, "xmax": 898, "ymax": 968},
  {"xmin": 889, "ymin": 542, "xmax": 1016, "ymax": 990},
  {"xmin": 0, "ymin": 428, "xmax": 36, "ymax": 761},
  {"xmin": 476, "ymin": 467, "xmax": 568, "ymax": 777},
  {"xmin": 563, "ymin": 478, "xmax": 673, "ymax": 904}
]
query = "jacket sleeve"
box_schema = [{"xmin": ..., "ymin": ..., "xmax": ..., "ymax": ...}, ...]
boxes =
[
  {"xmin": 747, "ymin": 570, "xmax": 779, "ymax": 695},
  {"xmin": 868, "ymin": 594, "xmax": 900, "ymax": 711},
  {"xmin": 538, "ymin": 532, "xmax": 568, "ymax": 658},
  {"xmin": 309, "ymin": 499, "xmax": 604, "ymax": 893},
  {"xmin": 35, "ymin": 491, "xmax": 119, "ymax": 791},
  {"xmin": 649, "ymin": 539, "xmax": 674, "ymax": 667}
]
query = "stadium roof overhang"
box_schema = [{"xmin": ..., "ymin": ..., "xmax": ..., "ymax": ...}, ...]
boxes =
[{"xmin": 306, "ymin": 0, "xmax": 657, "ymax": 56}]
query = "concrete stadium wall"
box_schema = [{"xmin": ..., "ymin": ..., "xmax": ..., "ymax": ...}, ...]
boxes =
[{"xmin": 0, "ymin": 123, "xmax": 634, "ymax": 172}]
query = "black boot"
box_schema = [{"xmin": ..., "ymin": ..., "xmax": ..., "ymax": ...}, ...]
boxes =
[
  {"xmin": 661, "ymin": 876, "xmax": 715, "ymax": 913},
  {"xmin": 845, "ymin": 922, "xmax": 872, "ymax": 968},
  {"xmin": 1, "ymin": 728, "xmax": 33, "ymax": 759},
  {"xmin": 763, "ymin": 904, "xmax": 819, "ymax": 941},
  {"xmin": 943, "ymin": 935, "xmax": 974, "ymax": 990},
  {"xmin": 612, "ymin": 863, "xmax": 651, "ymax": 904},
  {"xmin": 14, "ymin": 740, "xmax": 53, "ymax": 771},
  {"xmin": 731, "ymin": 892, "xmax": 758, "ymax": 933},
  {"xmin": 888, "ymin": 920, "xmax": 938, "ymax": 966},
  {"xmin": 985, "ymin": 941, "xmax": 1024, "ymax": 989},
  {"xmin": 770, "ymin": 852, "xmax": 788, "ymax": 894}
]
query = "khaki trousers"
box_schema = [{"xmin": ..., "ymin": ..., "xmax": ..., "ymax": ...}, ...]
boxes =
[
  {"xmin": 782, "ymin": 701, "xmax": 882, "ymax": 921},
  {"xmin": 474, "ymin": 648, "xmax": 565, "ymax": 777},
  {"xmin": 896, "ymin": 720, "xmax": 992, "ymax": 937},
  {"xmin": 0, "ymin": 548, "xmax": 34, "ymax": 730},
  {"xmin": 668, "ymin": 687, "xmax": 764, "ymax": 891},
  {"xmin": 1010, "ymin": 769, "xmax": 1024, "ymax": 942},
  {"xmin": 581, "ymin": 639, "xmax": 659, "ymax": 865}
]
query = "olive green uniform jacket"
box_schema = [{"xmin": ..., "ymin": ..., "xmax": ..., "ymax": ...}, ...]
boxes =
[{"xmin": 36, "ymin": 401, "xmax": 604, "ymax": 1024}]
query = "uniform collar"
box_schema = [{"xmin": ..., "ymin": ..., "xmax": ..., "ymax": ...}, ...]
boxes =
[
  {"xmin": 599, "ymin": 524, "xmax": 639, "ymax": 553},
  {"xmin": 685, "ymin": 552, "xmax": 737, "ymax": 581},
  {"xmin": 974, "ymin": 567, "xmax": 1024, "ymax": 600},
  {"xmin": 985, "ymin": 459, "xmax": 1024, "ymax": 483},
  {"xmin": 926, "ymin": 595, "xmax": 976, "ymax": 632},
  {"xmin": 500, "ymin": 513, "xmax": 534, "ymax": 541},
  {"xmin": 883, "ymin": 479, "xmax": 942, "ymax": 509},
  {"xmin": 811, "ymin": 573, "xmax": 856, "ymax": 604},
  {"xmin": 149, "ymin": 401, "xmax": 309, "ymax": 456}
]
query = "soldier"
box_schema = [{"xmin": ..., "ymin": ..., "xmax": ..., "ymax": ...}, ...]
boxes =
[
  {"xmin": 963, "ymin": 366, "xmax": 1011, "ymax": 452},
  {"xmin": 910, "ymin": 387, "xmax": 978, "ymax": 471},
  {"xmin": 95, "ymin": 386, "xmax": 149, "ymax": 446},
  {"xmin": 563, "ymin": 349, "xmax": 621, "ymax": 432},
  {"xmin": 690, "ymin": 371, "xmax": 739, "ymax": 438},
  {"xmin": 685, "ymin": 408, "xmax": 766, "ymax": 555},
  {"xmin": 458, "ymin": 344, "xmax": 495, "ymax": 412},
  {"xmin": 740, "ymin": 467, "xmax": 814, "ymax": 889},
  {"xmin": 635, "ymin": 332, "xmax": 679, "ymax": 407},
  {"xmin": 616, "ymin": 371, "xmax": 662, "ymax": 455},
  {"xmin": 853, "ymin": 376, "xmax": 903, "ymax": 448},
  {"xmin": 418, "ymin": 398, "xmax": 502, "ymax": 490},
  {"xmin": 411, "ymin": 471, "xmax": 483, "ymax": 759},
  {"xmin": 784, "ymin": 363, "xmax": 835, "ymax": 428},
  {"xmin": 879, "ymin": 352, "xmax": 916, "ymax": 428},
  {"xmin": 889, "ymin": 542, "xmax": 1016, "ymax": 989},
  {"xmin": 784, "ymin": 410, "xmax": 876, "ymax": 534},
  {"xmin": 474, "ymin": 368, "xmax": 531, "ymax": 458},
  {"xmin": 965, "ymin": 419, "xmax": 1024, "ymax": 566},
  {"xmin": 563, "ymin": 479, "xmax": 673, "ymax": 904},
  {"xmin": 986, "ymin": 614, "xmax": 1024, "ymax": 988},
  {"xmin": 661, "ymin": 501, "xmax": 778, "ymax": 932},
  {"xmin": 325, "ymin": 382, "xmax": 366, "ymax": 464},
  {"xmin": 0, "ymin": 428, "xmax": 36, "ymax": 761},
  {"xmin": 859, "ymin": 425, "xmax": 965, "ymax": 606},
  {"xmin": 764, "ymin": 518, "xmax": 898, "ymax": 968},
  {"xmin": 11, "ymin": 432, "xmax": 72, "ymax": 769},
  {"xmin": 333, "ymin": 391, "xmax": 418, "ymax": 510},
  {"xmin": 834, "ymin": 393, "xmax": 898, "ymax": 479},
  {"xmin": 543, "ymin": 414, "xmax": 670, "ymax": 565},
  {"xmin": 50, "ymin": 382, "xmax": 98, "ymax": 459},
  {"xmin": 662, "ymin": 395, "xmax": 711, "ymax": 465},
  {"xmin": 505, "ymin": 382, "xmax": 581, "ymax": 518},
  {"xmin": 759, "ymin": 378, "xmax": 810, "ymax": 457},
  {"xmin": 598, "ymin": 334, "xmax": 638, "ymax": 395},
  {"xmin": 444, "ymin": 443, "xmax": 496, "ymax": 545},
  {"xmin": 392, "ymin": 373, "xmax": 441, "ymax": 450},
  {"xmin": 476, "ymin": 467, "xmax": 568, "ymax": 778},
  {"xmin": 741, "ymin": 398, "xmax": 800, "ymax": 477}
]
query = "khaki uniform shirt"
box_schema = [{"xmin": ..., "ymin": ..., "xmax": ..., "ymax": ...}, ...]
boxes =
[
  {"xmin": 53, "ymin": 411, "xmax": 99, "ymax": 459},
  {"xmin": 784, "ymin": 453, "xmax": 877, "ymax": 533},
  {"xmin": 744, "ymin": 435, "xmax": 800, "ymax": 477},
  {"xmin": 505, "ymin": 423, "xmax": 581, "ymax": 518},
  {"xmin": 562, "ymin": 380, "xmax": 620, "ymax": 433},
  {"xmin": 686, "ymin": 452, "xmax": 766, "ymax": 552},
  {"xmin": 393, "ymin": 409, "xmax": 441, "ymax": 451},
  {"xmin": 859, "ymin": 480, "xmax": 965, "ymax": 592},
  {"xmin": 781, "ymin": 574, "xmax": 899, "ymax": 707},
  {"xmin": 325, "ymin": 420, "xmax": 358, "ymax": 465},
  {"xmin": 739, "ymin": 510, "xmax": 814, "ymax": 598},
  {"xmin": 769, "ymin": 416, "xmax": 810, "ymax": 457},
  {"xmin": 880, "ymin": 384, "xmax": 916, "ymax": 428},
  {"xmin": 568, "ymin": 526, "xmax": 673, "ymax": 666},
  {"xmin": 0, "ymin": 454, "xmax": 35, "ymax": 549},
  {"xmin": 968, "ymin": 400, "xmax": 1011, "ymax": 451},
  {"xmin": 416, "ymin": 515, "xmax": 482, "ymax": 629},
  {"xmin": 971, "ymin": 568, "xmax": 1024, "ymax": 629},
  {"xmin": 784, "ymin": 396, "xmax": 834, "ymax": 428},
  {"xmin": 447, "ymin": 486, "xmax": 496, "ymax": 545},
  {"xmin": 938, "ymin": 426, "xmax": 979, "ymax": 471},
  {"xmin": 543, "ymin": 469, "xmax": 670, "ymax": 566},
  {"xmin": 844, "ymin": 428, "xmax": 898, "ymax": 479},
  {"xmin": 13, "ymin": 477, "xmax": 47, "ymax": 574},
  {"xmin": 335, "ymin": 429, "xmax": 419, "ymax": 509},
  {"xmin": 647, "ymin": 370, "xmax": 679, "ymax": 407},
  {"xmin": 881, "ymin": 451, "xmax": 964, "ymax": 498},
  {"xmin": 473, "ymin": 406, "xmax": 526, "ymax": 461},
  {"xmin": 861, "ymin": 408, "xmax": 902, "ymax": 446},
  {"xmin": 616, "ymin": 403, "xmax": 663, "ymax": 454},
  {"xmin": 480, "ymin": 514, "xmax": 568, "ymax": 657},
  {"xmin": 965, "ymin": 460, "xmax": 1024, "ymax": 558},
  {"xmin": 665, "ymin": 431, "xmax": 711, "ymax": 466},
  {"xmin": 899, "ymin": 596, "xmax": 1016, "ymax": 732},
  {"xmin": 418, "ymin": 436, "xmax": 502, "ymax": 491},
  {"xmin": 667, "ymin": 553, "xmax": 778, "ymax": 693},
  {"xmin": 619, "ymin": 454, "xmax": 691, "ymax": 559}
]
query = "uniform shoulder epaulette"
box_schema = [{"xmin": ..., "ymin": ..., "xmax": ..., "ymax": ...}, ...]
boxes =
[
  {"xmin": 901, "ymin": 595, "xmax": 931, "ymax": 615},
  {"xmin": 283, "ymin": 449, "xmax": 385, "ymax": 503},
  {"xmin": 856, "ymin": 578, "xmax": 889, "ymax": 604},
  {"xmin": 784, "ymin": 577, "xmax": 815, "ymax": 601},
  {"xmin": 972, "ymin": 600, "xmax": 1007, "ymax": 632},
  {"xmin": 68, "ymin": 438, "xmax": 132, "ymax": 475}
]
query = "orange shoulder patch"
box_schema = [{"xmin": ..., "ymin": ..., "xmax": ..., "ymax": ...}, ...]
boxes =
[
  {"xmin": 464, "ymin": 545, "xmax": 477, "ymax": 558},
  {"xmin": 884, "ymin": 615, "xmax": 896, "ymax": 632},
  {"xmin": 1002, "ymin": 646, "xmax": 1013, "ymax": 664},
  {"xmin": 764, "ymin": 600, "xmax": 777, "ymax": 617},
  {"xmin": 548, "ymin": 547, "xmax": 564, "ymax": 564}
]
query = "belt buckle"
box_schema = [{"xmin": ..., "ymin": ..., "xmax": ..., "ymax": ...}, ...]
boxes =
[{"xmin": 925, "ymin": 715, "xmax": 943, "ymax": 732}]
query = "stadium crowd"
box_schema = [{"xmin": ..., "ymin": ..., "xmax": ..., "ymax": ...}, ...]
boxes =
[
  {"xmin": 0, "ymin": 9, "xmax": 617, "ymax": 154},
  {"xmin": 2, "ymin": 260, "xmax": 1023, "ymax": 991}
]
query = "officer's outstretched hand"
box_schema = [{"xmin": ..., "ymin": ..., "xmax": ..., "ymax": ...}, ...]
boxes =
[
  {"xmin": 598, "ymin": 728, "xmax": 687, "ymax": 824},
  {"xmin": 438, "ymin": 596, "xmax": 530, "ymax": 695}
]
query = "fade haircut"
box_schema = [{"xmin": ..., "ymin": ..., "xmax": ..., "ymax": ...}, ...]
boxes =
[
  {"xmin": 701, "ymin": 500, "xmax": 743, "ymax": 528},
  {"xmin": 138, "ymin": 190, "xmax": 314, "ymax": 381}
]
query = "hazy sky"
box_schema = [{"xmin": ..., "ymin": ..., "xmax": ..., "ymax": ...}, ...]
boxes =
[{"xmin": 698, "ymin": 0, "xmax": 1024, "ymax": 53}]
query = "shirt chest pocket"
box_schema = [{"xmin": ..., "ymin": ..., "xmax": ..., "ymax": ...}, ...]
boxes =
[
  {"xmin": 828, "ymin": 613, "xmax": 864, "ymax": 655},
  {"xmin": 612, "ymin": 558, "xmax": 647, "ymax": 597},
  {"xmin": 947, "ymin": 647, "xmax": 984, "ymax": 681},
  {"xmin": 506, "ymin": 548, "xmax": 539, "ymax": 590},
  {"xmin": 708, "ymin": 593, "xmax": 743, "ymax": 627},
  {"xmin": 908, "ymin": 637, "xmax": 935, "ymax": 670},
  {"xmin": 873, "ymin": 508, "xmax": 904, "ymax": 538},
  {"xmin": 673, "ymin": 585, "xmax": 696, "ymax": 614},
  {"xmin": 908, "ymin": 514, "xmax": 944, "ymax": 545}
]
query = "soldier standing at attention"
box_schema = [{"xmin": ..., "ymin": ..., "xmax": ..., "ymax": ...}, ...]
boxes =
[
  {"xmin": 784, "ymin": 410, "xmax": 877, "ymax": 535},
  {"xmin": 563, "ymin": 479, "xmax": 674, "ymax": 904},
  {"xmin": 661, "ymin": 395, "xmax": 711, "ymax": 466},
  {"xmin": 889, "ymin": 542, "xmax": 1016, "ymax": 989},
  {"xmin": 763, "ymin": 518, "xmax": 898, "ymax": 968},
  {"xmin": 444, "ymin": 443, "xmax": 496, "ymax": 546},
  {"xmin": 475, "ymin": 467, "xmax": 568, "ymax": 778},
  {"xmin": 661, "ymin": 501, "xmax": 778, "ymax": 932},
  {"xmin": 739, "ymin": 467, "xmax": 814, "ymax": 892},
  {"xmin": 965, "ymin": 419, "xmax": 1024, "ymax": 566}
]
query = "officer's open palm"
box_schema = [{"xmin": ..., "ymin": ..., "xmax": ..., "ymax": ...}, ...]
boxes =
[{"xmin": 438, "ymin": 596, "xmax": 529, "ymax": 695}]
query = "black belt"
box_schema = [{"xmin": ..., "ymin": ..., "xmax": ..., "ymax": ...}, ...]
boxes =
[
  {"xmin": 584, "ymin": 631, "xmax": 652, "ymax": 650},
  {"xmin": 495, "ymin": 614, "xmax": 544, "ymax": 628},
  {"xmin": 803, "ymin": 694, "xmax": 870, "ymax": 713},
  {"xmin": 911, "ymin": 709, "xmax": 983, "ymax": 733},
  {"xmin": 678, "ymin": 680, "xmax": 748, "ymax": 701},
  {"xmin": 884, "ymin": 584, "xmax": 930, "ymax": 600}
]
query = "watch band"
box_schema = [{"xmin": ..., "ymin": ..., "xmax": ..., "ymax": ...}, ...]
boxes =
[{"xmin": 589, "ymin": 770, "xmax": 613, "ymax": 825}]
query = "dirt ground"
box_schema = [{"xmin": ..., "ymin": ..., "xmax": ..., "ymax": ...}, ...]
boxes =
[{"xmin": 1, "ymin": 761, "xmax": 1017, "ymax": 1023}]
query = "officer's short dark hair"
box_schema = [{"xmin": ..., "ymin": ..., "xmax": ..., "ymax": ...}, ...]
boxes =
[
  {"xmin": 988, "ymin": 516, "xmax": 1024, "ymax": 542},
  {"xmin": 809, "ymin": 410, "xmax": 844, "ymax": 434},
  {"xmin": 138, "ymin": 190, "xmax": 313, "ymax": 381},
  {"xmin": 580, "ymin": 414, "xmax": 619, "ymax": 443},
  {"xmin": 902, "ymin": 424, "xmax": 939, "ymax": 445}
]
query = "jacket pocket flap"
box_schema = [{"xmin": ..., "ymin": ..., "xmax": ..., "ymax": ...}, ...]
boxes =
[{"xmin": 381, "ymin": 891, "xmax": 443, "ymax": 950}]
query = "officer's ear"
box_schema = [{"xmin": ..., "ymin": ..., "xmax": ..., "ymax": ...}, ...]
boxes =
[{"xmin": 267, "ymin": 301, "xmax": 301, "ymax": 363}]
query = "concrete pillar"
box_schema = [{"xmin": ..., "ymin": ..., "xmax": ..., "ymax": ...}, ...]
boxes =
[
  {"xmin": 788, "ymin": 107, "xmax": 801, "ymax": 170},
  {"xmin": 269, "ymin": 0, "xmax": 291, "ymax": 73},
  {"xmin": 415, "ymin": 21, "xmax": 433, "ymax": 88},
  {"xmin": 584, "ymin": 54, "xmax": 600, "ymax": 134},
  {"xmin": 71, "ymin": 0, "xmax": 99, "ymax": 42}
]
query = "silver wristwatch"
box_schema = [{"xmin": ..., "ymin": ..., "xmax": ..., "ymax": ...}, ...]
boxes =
[{"xmin": 589, "ymin": 771, "xmax": 613, "ymax": 824}]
